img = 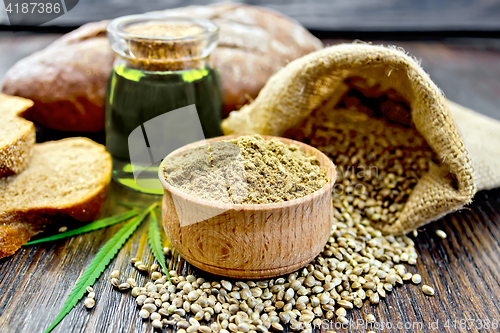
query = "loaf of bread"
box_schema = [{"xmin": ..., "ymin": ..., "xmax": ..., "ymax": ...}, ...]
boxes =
[
  {"xmin": 0, "ymin": 94, "xmax": 35, "ymax": 177},
  {"xmin": 1, "ymin": 3, "xmax": 323, "ymax": 132},
  {"xmin": 0, "ymin": 138, "xmax": 112, "ymax": 258}
]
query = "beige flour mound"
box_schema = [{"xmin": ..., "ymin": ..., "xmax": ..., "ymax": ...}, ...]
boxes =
[{"xmin": 164, "ymin": 135, "xmax": 327, "ymax": 204}]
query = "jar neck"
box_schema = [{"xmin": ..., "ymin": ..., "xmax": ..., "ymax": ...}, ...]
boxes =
[{"xmin": 117, "ymin": 55, "xmax": 211, "ymax": 72}]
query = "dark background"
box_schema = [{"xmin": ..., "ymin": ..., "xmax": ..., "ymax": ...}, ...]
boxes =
[{"xmin": 2, "ymin": 0, "xmax": 500, "ymax": 32}]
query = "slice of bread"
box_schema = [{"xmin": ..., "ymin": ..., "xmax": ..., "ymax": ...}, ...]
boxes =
[
  {"xmin": 0, "ymin": 137, "xmax": 111, "ymax": 258},
  {"xmin": 0, "ymin": 93, "xmax": 35, "ymax": 177}
]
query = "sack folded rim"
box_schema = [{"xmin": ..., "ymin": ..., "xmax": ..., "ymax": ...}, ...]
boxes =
[{"xmin": 222, "ymin": 43, "xmax": 476, "ymax": 234}]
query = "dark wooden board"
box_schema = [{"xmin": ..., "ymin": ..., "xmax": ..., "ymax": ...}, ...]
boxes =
[
  {"xmin": 2, "ymin": 0, "xmax": 500, "ymax": 32},
  {"xmin": 1, "ymin": 183, "xmax": 500, "ymax": 333},
  {"xmin": 1, "ymin": 36, "xmax": 500, "ymax": 333}
]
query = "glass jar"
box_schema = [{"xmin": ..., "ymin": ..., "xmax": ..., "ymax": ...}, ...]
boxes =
[{"xmin": 106, "ymin": 15, "xmax": 223, "ymax": 195}]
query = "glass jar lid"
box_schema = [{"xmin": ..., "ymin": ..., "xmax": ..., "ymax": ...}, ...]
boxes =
[{"xmin": 107, "ymin": 15, "xmax": 219, "ymax": 71}]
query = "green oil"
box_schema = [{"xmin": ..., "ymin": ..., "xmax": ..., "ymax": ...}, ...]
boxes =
[{"xmin": 105, "ymin": 63, "xmax": 223, "ymax": 195}]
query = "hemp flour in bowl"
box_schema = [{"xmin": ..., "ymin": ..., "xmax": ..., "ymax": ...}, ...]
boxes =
[
  {"xmin": 163, "ymin": 135, "xmax": 328, "ymax": 204},
  {"xmin": 158, "ymin": 135, "xmax": 336, "ymax": 279}
]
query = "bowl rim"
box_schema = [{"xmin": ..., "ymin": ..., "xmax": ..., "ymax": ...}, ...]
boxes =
[{"xmin": 158, "ymin": 135, "xmax": 336, "ymax": 211}]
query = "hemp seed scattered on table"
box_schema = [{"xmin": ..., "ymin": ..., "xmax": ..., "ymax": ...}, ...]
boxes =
[
  {"xmin": 110, "ymin": 270, "xmax": 120, "ymax": 279},
  {"xmin": 411, "ymin": 273, "xmax": 422, "ymax": 284},
  {"xmin": 436, "ymin": 230, "xmax": 447, "ymax": 239},
  {"xmin": 422, "ymin": 285, "xmax": 435, "ymax": 296},
  {"xmin": 117, "ymin": 100, "xmax": 441, "ymax": 328},
  {"xmin": 110, "ymin": 278, "xmax": 120, "ymax": 287},
  {"xmin": 83, "ymin": 286, "xmax": 96, "ymax": 309},
  {"xmin": 83, "ymin": 297, "xmax": 95, "ymax": 309}
]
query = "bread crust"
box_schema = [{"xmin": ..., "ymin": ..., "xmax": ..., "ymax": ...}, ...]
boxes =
[
  {"xmin": 0, "ymin": 94, "xmax": 35, "ymax": 177},
  {"xmin": 0, "ymin": 121, "xmax": 35, "ymax": 177},
  {"xmin": 1, "ymin": 3, "xmax": 322, "ymax": 131}
]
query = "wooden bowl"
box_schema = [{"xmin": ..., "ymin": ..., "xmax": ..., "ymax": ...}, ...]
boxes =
[{"xmin": 158, "ymin": 135, "xmax": 336, "ymax": 279}]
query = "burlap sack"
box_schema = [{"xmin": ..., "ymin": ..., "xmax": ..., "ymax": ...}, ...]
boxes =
[{"xmin": 221, "ymin": 43, "xmax": 500, "ymax": 234}]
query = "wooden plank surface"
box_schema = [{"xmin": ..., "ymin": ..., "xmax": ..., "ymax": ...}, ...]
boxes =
[
  {"xmin": 0, "ymin": 35, "xmax": 500, "ymax": 333},
  {"xmin": 1, "ymin": 182, "xmax": 500, "ymax": 333},
  {"xmin": 2, "ymin": 0, "xmax": 500, "ymax": 32}
]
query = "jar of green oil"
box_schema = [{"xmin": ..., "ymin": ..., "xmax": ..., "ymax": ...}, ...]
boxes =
[{"xmin": 106, "ymin": 15, "xmax": 223, "ymax": 195}]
